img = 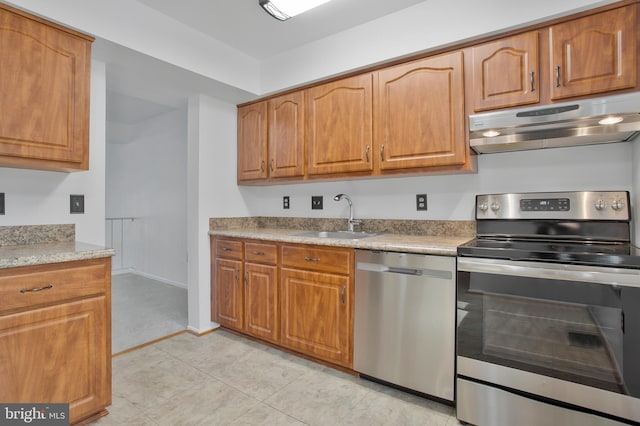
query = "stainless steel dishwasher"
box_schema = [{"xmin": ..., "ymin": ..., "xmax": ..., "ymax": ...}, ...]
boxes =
[{"xmin": 354, "ymin": 249, "xmax": 456, "ymax": 401}]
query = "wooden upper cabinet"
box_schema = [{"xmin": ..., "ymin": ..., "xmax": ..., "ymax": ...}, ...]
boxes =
[
  {"xmin": 549, "ymin": 6, "xmax": 637, "ymax": 100},
  {"xmin": 471, "ymin": 31, "xmax": 540, "ymax": 111},
  {"xmin": 375, "ymin": 51, "xmax": 466, "ymax": 170},
  {"xmin": 237, "ymin": 102, "xmax": 268, "ymax": 181},
  {"xmin": 268, "ymin": 92, "xmax": 305, "ymax": 178},
  {"xmin": 306, "ymin": 74, "xmax": 373, "ymax": 175},
  {"xmin": 0, "ymin": 4, "xmax": 93, "ymax": 172}
]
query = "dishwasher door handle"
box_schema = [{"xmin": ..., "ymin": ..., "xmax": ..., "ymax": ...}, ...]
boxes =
[
  {"xmin": 387, "ymin": 266, "xmax": 422, "ymax": 276},
  {"xmin": 356, "ymin": 262, "xmax": 452, "ymax": 280}
]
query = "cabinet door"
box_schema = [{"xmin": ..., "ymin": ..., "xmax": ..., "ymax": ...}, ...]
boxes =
[
  {"xmin": 280, "ymin": 268, "xmax": 352, "ymax": 367},
  {"xmin": 268, "ymin": 92, "xmax": 305, "ymax": 178},
  {"xmin": 549, "ymin": 6, "xmax": 636, "ymax": 100},
  {"xmin": 0, "ymin": 296, "xmax": 109, "ymax": 424},
  {"xmin": 237, "ymin": 102, "xmax": 268, "ymax": 181},
  {"xmin": 216, "ymin": 258, "xmax": 244, "ymax": 330},
  {"xmin": 245, "ymin": 262, "xmax": 279, "ymax": 343},
  {"xmin": 471, "ymin": 31, "xmax": 540, "ymax": 111},
  {"xmin": 375, "ymin": 52, "xmax": 466, "ymax": 170},
  {"xmin": 306, "ymin": 74, "xmax": 373, "ymax": 175},
  {"xmin": 0, "ymin": 6, "xmax": 92, "ymax": 171}
]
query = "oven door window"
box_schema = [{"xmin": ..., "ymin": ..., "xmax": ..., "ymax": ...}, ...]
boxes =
[{"xmin": 457, "ymin": 265, "xmax": 640, "ymax": 397}]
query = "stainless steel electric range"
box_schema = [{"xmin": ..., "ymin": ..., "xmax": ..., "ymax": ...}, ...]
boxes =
[{"xmin": 456, "ymin": 191, "xmax": 640, "ymax": 426}]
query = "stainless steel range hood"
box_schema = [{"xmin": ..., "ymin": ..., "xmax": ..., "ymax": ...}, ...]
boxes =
[{"xmin": 469, "ymin": 92, "xmax": 640, "ymax": 154}]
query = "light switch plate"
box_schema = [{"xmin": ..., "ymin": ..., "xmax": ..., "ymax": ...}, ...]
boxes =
[{"xmin": 70, "ymin": 194, "xmax": 84, "ymax": 214}]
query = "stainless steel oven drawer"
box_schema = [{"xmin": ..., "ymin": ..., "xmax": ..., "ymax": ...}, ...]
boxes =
[{"xmin": 457, "ymin": 377, "xmax": 629, "ymax": 426}]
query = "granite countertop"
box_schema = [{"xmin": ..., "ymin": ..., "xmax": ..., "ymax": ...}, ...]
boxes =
[
  {"xmin": 0, "ymin": 241, "xmax": 116, "ymax": 269},
  {"xmin": 209, "ymin": 228, "xmax": 472, "ymax": 256}
]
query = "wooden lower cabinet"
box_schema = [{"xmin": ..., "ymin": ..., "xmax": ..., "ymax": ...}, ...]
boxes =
[
  {"xmin": 211, "ymin": 237, "xmax": 354, "ymax": 368},
  {"xmin": 244, "ymin": 262, "xmax": 279, "ymax": 343},
  {"xmin": 212, "ymin": 238, "xmax": 279, "ymax": 343},
  {"xmin": 279, "ymin": 267, "xmax": 352, "ymax": 368},
  {"xmin": 215, "ymin": 257, "xmax": 244, "ymax": 331},
  {"xmin": 0, "ymin": 258, "xmax": 112, "ymax": 425}
]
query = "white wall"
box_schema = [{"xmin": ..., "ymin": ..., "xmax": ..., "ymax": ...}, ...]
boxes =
[
  {"xmin": 106, "ymin": 108, "xmax": 188, "ymax": 286},
  {"xmin": 0, "ymin": 60, "xmax": 107, "ymax": 245},
  {"xmin": 239, "ymin": 143, "xmax": 633, "ymax": 221},
  {"xmin": 187, "ymin": 94, "xmax": 248, "ymax": 333}
]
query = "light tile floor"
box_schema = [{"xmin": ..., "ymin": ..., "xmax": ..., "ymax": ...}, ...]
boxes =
[{"xmin": 93, "ymin": 330, "xmax": 458, "ymax": 426}]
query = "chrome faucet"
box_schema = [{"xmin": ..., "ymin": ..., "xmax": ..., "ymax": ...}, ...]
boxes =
[{"xmin": 333, "ymin": 193, "xmax": 362, "ymax": 232}]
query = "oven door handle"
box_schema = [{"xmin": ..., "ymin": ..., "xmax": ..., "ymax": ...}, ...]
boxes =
[{"xmin": 458, "ymin": 257, "xmax": 640, "ymax": 288}]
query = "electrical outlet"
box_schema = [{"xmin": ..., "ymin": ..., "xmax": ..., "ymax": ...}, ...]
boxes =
[
  {"xmin": 283, "ymin": 196, "xmax": 290, "ymax": 209},
  {"xmin": 416, "ymin": 194, "xmax": 428, "ymax": 211},
  {"xmin": 311, "ymin": 195, "xmax": 323, "ymax": 210},
  {"xmin": 0, "ymin": 192, "xmax": 4, "ymax": 215},
  {"xmin": 70, "ymin": 194, "xmax": 85, "ymax": 214}
]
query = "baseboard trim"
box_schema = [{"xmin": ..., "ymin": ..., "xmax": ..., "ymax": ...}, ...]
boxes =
[
  {"xmin": 112, "ymin": 268, "xmax": 135, "ymax": 276},
  {"xmin": 187, "ymin": 324, "xmax": 220, "ymax": 336},
  {"xmin": 114, "ymin": 270, "xmax": 187, "ymax": 289}
]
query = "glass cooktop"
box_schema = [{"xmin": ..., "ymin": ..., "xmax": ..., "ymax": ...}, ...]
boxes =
[{"xmin": 458, "ymin": 238, "xmax": 640, "ymax": 269}]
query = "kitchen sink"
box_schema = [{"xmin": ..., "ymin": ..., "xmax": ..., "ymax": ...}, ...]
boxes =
[{"xmin": 295, "ymin": 230, "xmax": 376, "ymax": 240}]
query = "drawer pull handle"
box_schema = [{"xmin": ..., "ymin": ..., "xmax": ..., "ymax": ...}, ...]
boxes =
[
  {"xmin": 253, "ymin": 251, "xmax": 265, "ymax": 256},
  {"xmin": 20, "ymin": 284, "xmax": 53, "ymax": 294},
  {"xmin": 304, "ymin": 257, "xmax": 321, "ymax": 262},
  {"xmin": 555, "ymin": 65, "xmax": 561, "ymax": 88},
  {"xmin": 222, "ymin": 247, "xmax": 233, "ymax": 252},
  {"xmin": 341, "ymin": 285, "xmax": 346, "ymax": 305}
]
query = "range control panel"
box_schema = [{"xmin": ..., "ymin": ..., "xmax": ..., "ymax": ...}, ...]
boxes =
[
  {"xmin": 476, "ymin": 191, "xmax": 630, "ymax": 220},
  {"xmin": 520, "ymin": 198, "xmax": 570, "ymax": 212}
]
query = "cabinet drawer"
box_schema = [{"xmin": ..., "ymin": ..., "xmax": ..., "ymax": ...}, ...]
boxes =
[
  {"xmin": 281, "ymin": 245, "xmax": 352, "ymax": 275},
  {"xmin": 215, "ymin": 239, "xmax": 243, "ymax": 260},
  {"xmin": 0, "ymin": 259, "xmax": 109, "ymax": 313},
  {"xmin": 245, "ymin": 242, "xmax": 277, "ymax": 264}
]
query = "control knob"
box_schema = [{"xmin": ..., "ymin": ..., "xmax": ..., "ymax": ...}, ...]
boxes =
[
  {"xmin": 595, "ymin": 200, "xmax": 607, "ymax": 211},
  {"xmin": 478, "ymin": 201, "xmax": 489, "ymax": 212},
  {"xmin": 491, "ymin": 202, "xmax": 500, "ymax": 212},
  {"xmin": 611, "ymin": 199, "xmax": 625, "ymax": 211}
]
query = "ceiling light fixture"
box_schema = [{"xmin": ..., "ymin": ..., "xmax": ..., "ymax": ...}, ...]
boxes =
[{"xmin": 259, "ymin": 0, "xmax": 333, "ymax": 21}]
